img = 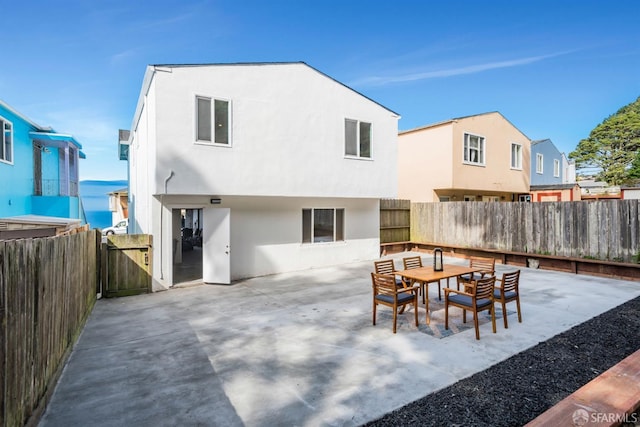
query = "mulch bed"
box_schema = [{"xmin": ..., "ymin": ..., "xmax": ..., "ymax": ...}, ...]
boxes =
[{"xmin": 365, "ymin": 295, "xmax": 640, "ymax": 427}]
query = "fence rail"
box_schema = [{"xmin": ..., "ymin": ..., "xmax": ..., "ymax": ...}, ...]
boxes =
[
  {"xmin": 0, "ymin": 230, "xmax": 100, "ymax": 427},
  {"xmin": 411, "ymin": 200, "xmax": 640, "ymax": 263}
]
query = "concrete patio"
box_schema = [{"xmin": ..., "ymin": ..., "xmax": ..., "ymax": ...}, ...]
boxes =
[{"xmin": 38, "ymin": 252, "xmax": 640, "ymax": 427}]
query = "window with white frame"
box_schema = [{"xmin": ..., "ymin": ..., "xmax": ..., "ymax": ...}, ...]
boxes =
[
  {"xmin": 536, "ymin": 153, "xmax": 543, "ymax": 174},
  {"xmin": 554, "ymin": 159, "xmax": 560, "ymax": 177},
  {"xmin": 463, "ymin": 195, "xmax": 476, "ymax": 201},
  {"xmin": 345, "ymin": 119, "xmax": 371, "ymax": 158},
  {"xmin": 302, "ymin": 208, "xmax": 344, "ymax": 243},
  {"xmin": 511, "ymin": 143, "xmax": 522, "ymax": 169},
  {"xmin": 463, "ymin": 133, "xmax": 485, "ymax": 165},
  {"xmin": 196, "ymin": 96, "xmax": 230, "ymax": 145},
  {"xmin": 0, "ymin": 117, "xmax": 13, "ymax": 163}
]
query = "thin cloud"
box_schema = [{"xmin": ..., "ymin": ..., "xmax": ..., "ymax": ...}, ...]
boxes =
[
  {"xmin": 353, "ymin": 51, "xmax": 574, "ymax": 87},
  {"xmin": 110, "ymin": 49, "xmax": 137, "ymax": 65}
]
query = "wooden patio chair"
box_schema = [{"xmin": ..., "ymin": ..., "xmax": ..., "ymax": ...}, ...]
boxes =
[
  {"xmin": 445, "ymin": 275, "xmax": 497, "ymax": 340},
  {"xmin": 373, "ymin": 259, "xmax": 404, "ymax": 288},
  {"xmin": 494, "ymin": 270, "xmax": 522, "ymax": 328},
  {"xmin": 458, "ymin": 256, "xmax": 496, "ymax": 292},
  {"xmin": 402, "ymin": 256, "xmax": 442, "ymax": 302},
  {"xmin": 371, "ymin": 272, "xmax": 419, "ymax": 333}
]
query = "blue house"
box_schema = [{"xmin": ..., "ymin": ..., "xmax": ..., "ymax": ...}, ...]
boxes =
[
  {"xmin": 0, "ymin": 100, "xmax": 86, "ymax": 224},
  {"xmin": 530, "ymin": 139, "xmax": 563, "ymax": 186}
]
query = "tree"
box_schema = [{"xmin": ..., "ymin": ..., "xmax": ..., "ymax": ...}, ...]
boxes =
[{"xmin": 569, "ymin": 96, "xmax": 640, "ymax": 185}]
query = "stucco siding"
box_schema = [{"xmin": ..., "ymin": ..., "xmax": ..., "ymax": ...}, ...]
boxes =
[
  {"xmin": 398, "ymin": 112, "xmax": 530, "ymax": 202},
  {"xmin": 149, "ymin": 63, "xmax": 398, "ymax": 199},
  {"xmin": 155, "ymin": 195, "xmax": 379, "ymax": 285},
  {"xmin": 227, "ymin": 197, "xmax": 379, "ymax": 279},
  {"xmin": 0, "ymin": 106, "xmax": 35, "ymax": 217},
  {"xmin": 129, "ymin": 79, "xmax": 156, "ymax": 234},
  {"xmin": 451, "ymin": 113, "xmax": 530, "ymax": 194},
  {"xmin": 398, "ymin": 123, "xmax": 454, "ymax": 202}
]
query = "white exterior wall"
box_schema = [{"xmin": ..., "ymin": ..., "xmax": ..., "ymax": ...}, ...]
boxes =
[
  {"xmin": 128, "ymin": 63, "xmax": 398, "ymax": 289},
  {"xmin": 129, "ymin": 77, "xmax": 157, "ymax": 235},
  {"xmin": 150, "ymin": 63, "xmax": 398, "ymax": 198},
  {"xmin": 155, "ymin": 195, "xmax": 379, "ymax": 286}
]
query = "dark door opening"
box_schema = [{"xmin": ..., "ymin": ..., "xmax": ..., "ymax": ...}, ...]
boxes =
[{"xmin": 173, "ymin": 208, "xmax": 204, "ymax": 285}]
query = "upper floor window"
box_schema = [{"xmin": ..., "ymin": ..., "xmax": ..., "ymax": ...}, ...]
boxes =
[
  {"xmin": 536, "ymin": 153, "xmax": 544, "ymax": 174},
  {"xmin": 0, "ymin": 117, "xmax": 13, "ymax": 163},
  {"xmin": 345, "ymin": 119, "xmax": 371, "ymax": 159},
  {"xmin": 511, "ymin": 143, "xmax": 522, "ymax": 169},
  {"xmin": 463, "ymin": 133, "xmax": 485, "ymax": 165},
  {"xmin": 196, "ymin": 96, "xmax": 230, "ymax": 145},
  {"xmin": 302, "ymin": 208, "xmax": 344, "ymax": 243},
  {"xmin": 553, "ymin": 159, "xmax": 560, "ymax": 177}
]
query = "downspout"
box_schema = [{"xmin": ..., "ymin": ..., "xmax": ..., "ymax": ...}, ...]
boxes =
[{"xmin": 160, "ymin": 170, "xmax": 174, "ymax": 280}]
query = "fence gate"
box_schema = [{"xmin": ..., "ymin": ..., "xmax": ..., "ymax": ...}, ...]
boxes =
[{"xmin": 103, "ymin": 234, "xmax": 152, "ymax": 297}]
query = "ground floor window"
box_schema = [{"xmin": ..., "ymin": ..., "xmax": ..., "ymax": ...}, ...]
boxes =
[{"xmin": 302, "ymin": 208, "xmax": 344, "ymax": 243}]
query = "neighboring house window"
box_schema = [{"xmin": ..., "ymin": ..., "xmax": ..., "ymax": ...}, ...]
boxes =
[
  {"xmin": 463, "ymin": 195, "xmax": 476, "ymax": 201},
  {"xmin": 0, "ymin": 117, "xmax": 13, "ymax": 163},
  {"xmin": 511, "ymin": 143, "xmax": 522, "ymax": 169},
  {"xmin": 439, "ymin": 196, "xmax": 450, "ymax": 202},
  {"xmin": 554, "ymin": 159, "xmax": 560, "ymax": 177},
  {"xmin": 196, "ymin": 96, "xmax": 230, "ymax": 145},
  {"xmin": 463, "ymin": 133, "xmax": 485, "ymax": 165},
  {"xmin": 345, "ymin": 119, "xmax": 371, "ymax": 158},
  {"xmin": 302, "ymin": 208, "xmax": 345, "ymax": 243},
  {"xmin": 536, "ymin": 153, "xmax": 543, "ymax": 174}
]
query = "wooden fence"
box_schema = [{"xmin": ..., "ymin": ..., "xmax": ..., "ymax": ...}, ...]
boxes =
[
  {"xmin": 0, "ymin": 230, "xmax": 100, "ymax": 427},
  {"xmin": 380, "ymin": 199, "xmax": 411, "ymax": 244},
  {"xmin": 103, "ymin": 234, "xmax": 152, "ymax": 297},
  {"xmin": 411, "ymin": 200, "xmax": 640, "ymax": 263}
]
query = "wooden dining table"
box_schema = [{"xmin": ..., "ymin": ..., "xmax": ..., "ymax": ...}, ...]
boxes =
[{"xmin": 395, "ymin": 264, "xmax": 482, "ymax": 324}]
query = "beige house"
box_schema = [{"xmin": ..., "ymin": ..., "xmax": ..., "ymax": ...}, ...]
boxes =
[{"xmin": 398, "ymin": 112, "xmax": 531, "ymax": 202}]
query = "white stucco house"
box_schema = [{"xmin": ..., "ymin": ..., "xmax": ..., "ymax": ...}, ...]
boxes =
[{"xmin": 126, "ymin": 62, "xmax": 399, "ymax": 290}]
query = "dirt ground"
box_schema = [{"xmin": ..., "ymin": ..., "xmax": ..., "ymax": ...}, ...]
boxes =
[{"xmin": 365, "ymin": 296, "xmax": 640, "ymax": 426}]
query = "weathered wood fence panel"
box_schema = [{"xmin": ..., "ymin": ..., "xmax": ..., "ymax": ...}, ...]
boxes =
[
  {"xmin": 411, "ymin": 200, "xmax": 640, "ymax": 263},
  {"xmin": 103, "ymin": 234, "xmax": 152, "ymax": 298},
  {"xmin": 380, "ymin": 199, "xmax": 411, "ymax": 244},
  {"xmin": 0, "ymin": 230, "xmax": 100, "ymax": 427}
]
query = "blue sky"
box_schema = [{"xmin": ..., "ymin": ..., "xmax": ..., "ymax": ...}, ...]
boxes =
[{"xmin": 3, "ymin": 0, "xmax": 639, "ymax": 180}]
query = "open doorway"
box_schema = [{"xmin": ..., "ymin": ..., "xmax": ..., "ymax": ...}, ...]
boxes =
[{"xmin": 173, "ymin": 208, "xmax": 203, "ymax": 285}]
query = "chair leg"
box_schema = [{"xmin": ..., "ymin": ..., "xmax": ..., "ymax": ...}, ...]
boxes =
[
  {"xmin": 392, "ymin": 304, "xmax": 398, "ymax": 334},
  {"xmin": 473, "ymin": 311, "xmax": 480, "ymax": 340},
  {"xmin": 490, "ymin": 306, "xmax": 496, "ymax": 334},
  {"xmin": 516, "ymin": 298, "xmax": 522, "ymax": 323},
  {"xmin": 438, "ymin": 282, "xmax": 442, "ymax": 301},
  {"xmin": 462, "ymin": 309, "xmax": 467, "ymax": 324},
  {"xmin": 502, "ymin": 301, "xmax": 508, "ymax": 328},
  {"xmin": 413, "ymin": 299, "xmax": 419, "ymax": 327},
  {"xmin": 444, "ymin": 299, "xmax": 449, "ymax": 330},
  {"xmin": 373, "ymin": 302, "xmax": 377, "ymax": 326}
]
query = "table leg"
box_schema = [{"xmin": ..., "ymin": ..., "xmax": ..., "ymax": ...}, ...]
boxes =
[{"xmin": 425, "ymin": 282, "xmax": 430, "ymax": 325}]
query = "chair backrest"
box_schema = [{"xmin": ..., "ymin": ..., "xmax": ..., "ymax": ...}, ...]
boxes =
[
  {"xmin": 371, "ymin": 272, "xmax": 397, "ymax": 296},
  {"xmin": 473, "ymin": 276, "xmax": 496, "ymax": 300},
  {"xmin": 402, "ymin": 256, "xmax": 422, "ymax": 270},
  {"xmin": 374, "ymin": 259, "xmax": 396, "ymax": 275},
  {"xmin": 501, "ymin": 270, "xmax": 520, "ymax": 293},
  {"xmin": 469, "ymin": 256, "xmax": 495, "ymax": 275}
]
